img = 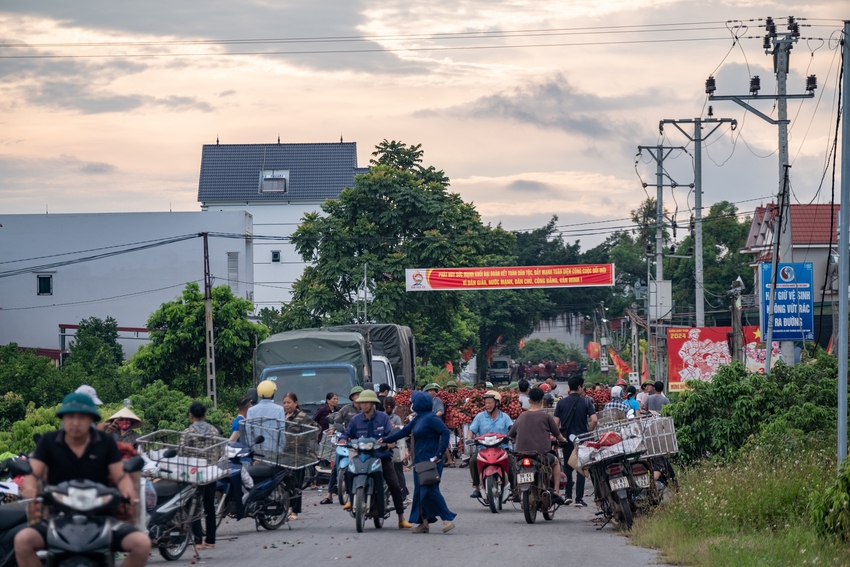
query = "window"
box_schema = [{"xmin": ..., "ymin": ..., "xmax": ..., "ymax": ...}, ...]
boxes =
[
  {"xmin": 227, "ymin": 252, "xmax": 239, "ymax": 293},
  {"xmin": 271, "ymin": 250, "xmax": 281, "ymax": 263},
  {"xmin": 37, "ymin": 274, "xmax": 53, "ymax": 296},
  {"xmin": 259, "ymin": 169, "xmax": 289, "ymax": 193}
]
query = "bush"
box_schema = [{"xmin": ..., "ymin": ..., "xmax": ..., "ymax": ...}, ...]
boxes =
[{"xmin": 811, "ymin": 457, "xmax": 850, "ymax": 541}]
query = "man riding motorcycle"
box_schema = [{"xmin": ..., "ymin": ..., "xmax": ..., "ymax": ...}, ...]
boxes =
[
  {"xmin": 466, "ymin": 391, "xmax": 514, "ymax": 499},
  {"xmin": 340, "ymin": 390, "xmax": 412, "ymax": 529},
  {"xmin": 14, "ymin": 392, "xmax": 151, "ymax": 567}
]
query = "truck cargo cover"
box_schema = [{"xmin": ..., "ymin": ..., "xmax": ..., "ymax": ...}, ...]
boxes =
[{"xmin": 254, "ymin": 330, "xmax": 370, "ymax": 384}]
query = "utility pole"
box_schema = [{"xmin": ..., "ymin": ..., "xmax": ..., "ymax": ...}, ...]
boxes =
[
  {"xmin": 660, "ymin": 116, "xmax": 737, "ymax": 327},
  {"xmin": 708, "ymin": 16, "xmax": 816, "ymax": 366},
  {"xmin": 637, "ymin": 145, "xmax": 686, "ymax": 389},
  {"xmin": 202, "ymin": 232, "xmax": 217, "ymax": 409},
  {"xmin": 837, "ymin": 20, "xmax": 849, "ymax": 467},
  {"xmin": 729, "ymin": 280, "xmax": 744, "ymax": 363}
]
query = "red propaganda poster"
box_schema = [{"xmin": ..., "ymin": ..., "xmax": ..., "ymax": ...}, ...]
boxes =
[{"xmin": 667, "ymin": 326, "xmax": 779, "ymax": 391}]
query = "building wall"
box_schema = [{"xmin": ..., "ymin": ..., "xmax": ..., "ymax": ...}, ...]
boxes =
[
  {"xmin": 201, "ymin": 201, "xmax": 325, "ymax": 311},
  {"xmin": 0, "ymin": 212, "xmax": 253, "ymax": 356}
]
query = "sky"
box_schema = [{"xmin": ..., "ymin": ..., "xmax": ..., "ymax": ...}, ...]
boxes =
[{"xmin": 0, "ymin": 1, "xmax": 846, "ymax": 250}]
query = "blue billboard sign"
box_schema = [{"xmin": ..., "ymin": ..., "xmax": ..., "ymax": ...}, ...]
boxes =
[{"xmin": 760, "ymin": 262, "xmax": 814, "ymax": 341}]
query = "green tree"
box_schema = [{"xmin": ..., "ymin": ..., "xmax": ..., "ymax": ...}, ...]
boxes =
[
  {"xmin": 133, "ymin": 283, "xmax": 268, "ymax": 397},
  {"xmin": 67, "ymin": 316, "xmax": 124, "ymax": 366},
  {"xmin": 519, "ymin": 338, "xmax": 571, "ymax": 364},
  {"xmin": 285, "ymin": 141, "xmax": 513, "ymax": 363},
  {"xmin": 0, "ymin": 343, "xmax": 72, "ymax": 407}
]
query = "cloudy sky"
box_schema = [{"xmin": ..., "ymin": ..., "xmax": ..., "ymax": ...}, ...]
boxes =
[{"xmin": 0, "ymin": 1, "xmax": 846, "ymax": 249}]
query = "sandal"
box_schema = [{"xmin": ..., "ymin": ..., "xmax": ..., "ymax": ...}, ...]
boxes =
[
  {"xmin": 320, "ymin": 498, "xmax": 334, "ymax": 504},
  {"xmin": 195, "ymin": 543, "xmax": 215, "ymax": 550}
]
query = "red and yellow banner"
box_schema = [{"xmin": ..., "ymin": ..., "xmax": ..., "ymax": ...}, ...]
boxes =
[{"xmin": 405, "ymin": 264, "xmax": 615, "ymax": 292}]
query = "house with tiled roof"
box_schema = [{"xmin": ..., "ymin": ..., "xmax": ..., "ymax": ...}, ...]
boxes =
[
  {"xmin": 740, "ymin": 202, "xmax": 838, "ymax": 307},
  {"xmin": 198, "ymin": 141, "xmax": 368, "ymax": 311}
]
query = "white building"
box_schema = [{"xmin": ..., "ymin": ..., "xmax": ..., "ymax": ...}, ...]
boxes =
[
  {"xmin": 0, "ymin": 211, "xmax": 253, "ymax": 357},
  {"xmin": 197, "ymin": 141, "xmax": 368, "ymax": 311}
]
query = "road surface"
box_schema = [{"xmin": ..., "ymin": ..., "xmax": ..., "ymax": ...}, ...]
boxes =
[{"xmin": 149, "ymin": 466, "xmax": 671, "ymax": 566}]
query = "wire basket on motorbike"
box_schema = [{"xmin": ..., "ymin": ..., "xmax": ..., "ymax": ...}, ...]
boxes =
[
  {"xmin": 137, "ymin": 429, "xmax": 229, "ymax": 485},
  {"xmin": 574, "ymin": 415, "xmax": 678, "ymax": 468},
  {"xmin": 242, "ymin": 417, "xmax": 320, "ymax": 469}
]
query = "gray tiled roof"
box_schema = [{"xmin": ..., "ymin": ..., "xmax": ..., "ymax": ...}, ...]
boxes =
[{"xmin": 197, "ymin": 142, "xmax": 365, "ymax": 203}]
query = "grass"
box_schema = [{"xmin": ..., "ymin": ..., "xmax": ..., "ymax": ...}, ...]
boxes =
[{"xmin": 629, "ymin": 434, "xmax": 850, "ymax": 566}]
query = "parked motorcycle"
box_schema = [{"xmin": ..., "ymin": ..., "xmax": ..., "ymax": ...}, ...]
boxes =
[
  {"xmin": 0, "ymin": 459, "xmax": 32, "ymax": 567},
  {"xmin": 335, "ymin": 436, "xmax": 350, "ymax": 506},
  {"xmin": 515, "ymin": 452, "xmax": 560, "ymax": 524},
  {"xmin": 213, "ymin": 442, "xmax": 253, "ymax": 528},
  {"xmin": 346, "ymin": 437, "xmax": 391, "ymax": 533},
  {"xmin": 473, "ymin": 434, "xmax": 511, "ymax": 514}
]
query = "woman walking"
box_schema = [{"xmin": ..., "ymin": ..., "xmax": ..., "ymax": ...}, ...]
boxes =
[
  {"xmin": 283, "ymin": 392, "xmax": 318, "ymax": 521},
  {"xmin": 383, "ymin": 391, "xmax": 456, "ymax": 533}
]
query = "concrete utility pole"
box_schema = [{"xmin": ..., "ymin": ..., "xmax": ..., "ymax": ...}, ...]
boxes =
[
  {"xmin": 660, "ymin": 116, "xmax": 737, "ymax": 327},
  {"xmin": 837, "ymin": 20, "xmax": 849, "ymax": 467},
  {"xmin": 708, "ymin": 16, "xmax": 815, "ymax": 366},
  {"xmin": 202, "ymin": 232, "xmax": 218, "ymax": 409}
]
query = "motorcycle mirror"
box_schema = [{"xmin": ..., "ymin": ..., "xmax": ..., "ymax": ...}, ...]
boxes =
[
  {"xmin": 123, "ymin": 456, "xmax": 145, "ymax": 473},
  {"xmin": 7, "ymin": 459, "xmax": 33, "ymax": 477},
  {"xmin": 163, "ymin": 449, "xmax": 178, "ymax": 459},
  {"xmin": 253, "ymin": 435, "xmax": 265, "ymax": 445}
]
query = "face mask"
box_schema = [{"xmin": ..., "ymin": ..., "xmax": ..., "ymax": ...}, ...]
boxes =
[{"xmin": 117, "ymin": 419, "xmax": 133, "ymax": 431}]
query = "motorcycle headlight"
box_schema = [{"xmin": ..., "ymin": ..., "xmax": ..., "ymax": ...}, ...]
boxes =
[
  {"xmin": 53, "ymin": 488, "xmax": 113, "ymax": 511},
  {"xmin": 357, "ymin": 440, "xmax": 374, "ymax": 451}
]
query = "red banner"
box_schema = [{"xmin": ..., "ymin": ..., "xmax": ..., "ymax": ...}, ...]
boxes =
[
  {"xmin": 666, "ymin": 326, "xmax": 779, "ymax": 391},
  {"xmin": 406, "ymin": 264, "xmax": 615, "ymax": 291}
]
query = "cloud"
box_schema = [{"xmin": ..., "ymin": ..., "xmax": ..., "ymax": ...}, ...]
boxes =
[
  {"xmin": 417, "ymin": 74, "xmax": 649, "ymax": 138},
  {"xmin": 506, "ymin": 179, "xmax": 552, "ymax": 192},
  {"xmin": 24, "ymin": 81, "xmax": 213, "ymax": 113},
  {"xmin": 218, "ymin": 89, "xmax": 236, "ymax": 97},
  {"xmin": 78, "ymin": 161, "xmax": 115, "ymax": 174}
]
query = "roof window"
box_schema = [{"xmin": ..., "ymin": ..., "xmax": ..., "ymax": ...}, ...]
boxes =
[{"xmin": 259, "ymin": 169, "xmax": 289, "ymax": 193}]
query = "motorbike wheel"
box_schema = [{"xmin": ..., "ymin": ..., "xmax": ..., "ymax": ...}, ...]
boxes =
[
  {"xmin": 373, "ymin": 514, "xmax": 384, "ymax": 529},
  {"xmin": 258, "ymin": 483, "xmax": 290, "ymax": 530},
  {"xmin": 614, "ymin": 494, "xmax": 634, "ymax": 530},
  {"xmin": 158, "ymin": 530, "xmax": 191, "ymax": 561},
  {"xmin": 542, "ymin": 499, "xmax": 555, "ymax": 522},
  {"xmin": 354, "ymin": 486, "xmax": 366, "ymax": 533},
  {"xmin": 214, "ymin": 489, "xmax": 228, "ymax": 528},
  {"xmin": 337, "ymin": 469, "xmax": 349, "ymax": 506},
  {"xmin": 486, "ymin": 475, "xmax": 500, "ymax": 514},
  {"xmin": 522, "ymin": 488, "xmax": 537, "ymax": 524}
]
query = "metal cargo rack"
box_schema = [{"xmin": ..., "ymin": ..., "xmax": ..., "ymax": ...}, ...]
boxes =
[
  {"xmin": 137, "ymin": 429, "xmax": 229, "ymax": 485},
  {"xmin": 637, "ymin": 416, "xmax": 679, "ymax": 458},
  {"xmin": 242, "ymin": 417, "xmax": 319, "ymax": 470}
]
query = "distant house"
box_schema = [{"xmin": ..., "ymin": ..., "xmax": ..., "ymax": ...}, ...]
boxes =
[
  {"xmin": 740, "ymin": 203, "xmax": 838, "ymax": 325},
  {"xmin": 198, "ymin": 141, "xmax": 368, "ymax": 311}
]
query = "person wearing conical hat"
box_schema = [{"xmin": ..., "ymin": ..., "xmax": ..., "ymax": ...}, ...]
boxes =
[{"xmin": 103, "ymin": 407, "xmax": 143, "ymax": 447}]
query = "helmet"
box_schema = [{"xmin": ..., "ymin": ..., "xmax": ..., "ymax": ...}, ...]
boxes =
[
  {"xmin": 257, "ymin": 380, "xmax": 277, "ymax": 399},
  {"xmin": 357, "ymin": 390, "xmax": 380, "ymax": 404},
  {"xmin": 539, "ymin": 383, "xmax": 551, "ymax": 393},
  {"xmin": 483, "ymin": 390, "xmax": 501, "ymax": 404},
  {"xmin": 543, "ymin": 393, "xmax": 554, "ymax": 404},
  {"xmin": 485, "ymin": 381, "xmax": 493, "ymax": 389},
  {"xmin": 349, "ymin": 386, "xmax": 364, "ymax": 400},
  {"xmin": 506, "ymin": 382, "xmax": 519, "ymax": 390},
  {"xmin": 423, "ymin": 383, "xmax": 441, "ymax": 392}
]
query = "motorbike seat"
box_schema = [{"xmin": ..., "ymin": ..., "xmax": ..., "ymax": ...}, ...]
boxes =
[
  {"xmin": 153, "ymin": 480, "xmax": 183, "ymax": 499},
  {"xmin": 0, "ymin": 505, "xmax": 27, "ymax": 531},
  {"xmin": 247, "ymin": 464, "xmax": 275, "ymax": 481}
]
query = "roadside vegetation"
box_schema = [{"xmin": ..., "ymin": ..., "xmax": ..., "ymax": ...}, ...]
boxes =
[{"xmin": 633, "ymin": 355, "xmax": 850, "ymax": 565}]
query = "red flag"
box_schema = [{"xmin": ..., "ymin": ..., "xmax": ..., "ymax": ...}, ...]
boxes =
[
  {"xmin": 486, "ymin": 347, "xmax": 494, "ymax": 365},
  {"xmin": 641, "ymin": 349, "xmax": 650, "ymax": 382},
  {"xmin": 445, "ymin": 361, "xmax": 454, "ymax": 374},
  {"xmin": 586, "ymin": 342, "xmax": 600, "ymax": 359},
  {"xmin": 519, "ymin": 338, "xmax": 525, "ymax": 350},
  {"xmin": 462, "ymin": 347, "xmax": 473, "ymax": 362},
  {"xmin": 609, "ymin": 350, "xmax": 631, "ymax": 379}
]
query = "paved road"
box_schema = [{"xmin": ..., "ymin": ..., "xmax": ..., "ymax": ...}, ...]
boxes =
[{"xmin": 150, "ymin": 467, "xmax": 671, "ymax": 566}]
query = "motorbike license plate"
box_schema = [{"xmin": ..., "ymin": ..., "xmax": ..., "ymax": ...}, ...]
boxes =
[
  {"xmin": 609, "ymin": 476, "xmax": 629, "ymax": 491},
  {"xmin": 517, "ymin": 472, "xmax": 535, "ymax": 484},
  {"xmin": 635, "ymin": 474, "xmax": 651, "ymax": 488}
]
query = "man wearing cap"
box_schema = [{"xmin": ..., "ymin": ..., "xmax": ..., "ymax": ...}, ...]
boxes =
[
  {"xmin": 424, "ymin": 383, "xmax": 444, "ymax": 418},
  {"xmin": 637, "ymin": 381, "xmax": 655, "ymax": 410},
  {"xmin": 324, "ymin": 386, "xmax": 363, "ymax": 504},
  {"xmin": 604, "ymin": 386, "xmax": 631, "ymax": 417},
  {"xmin": 15, "ymin": 393, "xmax": 151, "ymax": 567},
  {"xmin": 466, "ymin": 391, "xmax": 514, "ymax": 499},
  {"xmin": 340, "ymin": 390, "xmax": 411, "ymax": 529}
]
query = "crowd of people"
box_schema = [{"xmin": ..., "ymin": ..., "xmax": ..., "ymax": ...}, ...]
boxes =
[{"xmin": 10, "ymin": 370, "xmax": 673, "ymax": 565}]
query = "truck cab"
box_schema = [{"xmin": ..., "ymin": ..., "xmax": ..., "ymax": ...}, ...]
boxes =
[
  {"xmin": 259, "ymin": 362, "xmax": 359, "ymax": 416},
  {"xmin": 370, "ymin": 355, "xmax": 397, "ymax": 393}
]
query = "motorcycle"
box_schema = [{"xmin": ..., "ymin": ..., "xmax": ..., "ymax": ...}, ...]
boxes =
[
  {"xmin": 0, "ymin": 459, "xmax": 32, "ymax": 567},
  {"xmin": 242, "ymin": 435, "xmax": 292, "ymax": 531},
  {"xmin": 346, "ymin": 437, "xmax": 391, "ymax": 533},
  {"xmin": 515, "ymin": 452, "xmax": 560, "ymax": 524},
  {"xmin": 213, "ymin": 442, "xmax": 253, "ymax": 528},
  {"xmin": 473, "ymin": 434, "xmax": 511, "ymax": 514},
  {"xmin": 39, "ymin": 456, "xmax": 146, "ymax": 567},
  {"xmin": 335, "ymin": 433, "xmax": 350, "ymax": 506},
  {"xmin": 137, "ymin": 446, "xmax": 213, "ymax": 562}
]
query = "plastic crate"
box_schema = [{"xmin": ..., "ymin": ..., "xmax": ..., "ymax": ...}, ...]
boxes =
[
  {"xmin": 137, "ymin": 429, "xmax": 228, "ymax": 485},
  {"xmin": 242, "ymin": 417, "xmax": 319, "ymax": 469}
]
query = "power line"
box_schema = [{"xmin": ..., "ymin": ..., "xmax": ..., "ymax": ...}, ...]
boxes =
[
  {"xmin": 0, "ymin": 281, "xmax": 200, "ymax": 311},
  {"xmin": 0, "ymin": 234, "xmax": 200, "ymax": 265}
]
